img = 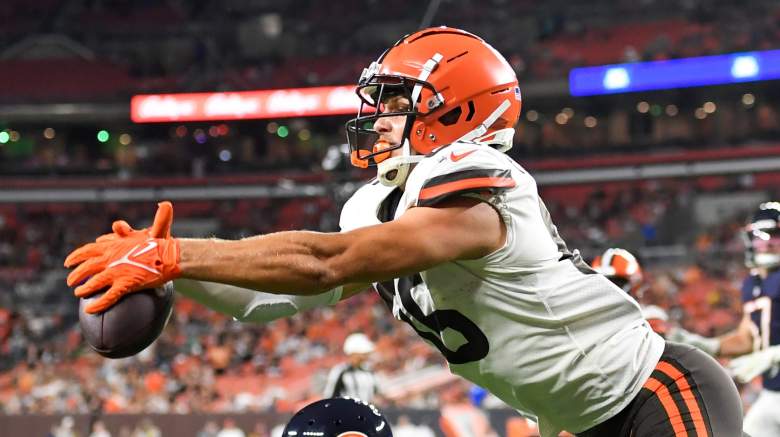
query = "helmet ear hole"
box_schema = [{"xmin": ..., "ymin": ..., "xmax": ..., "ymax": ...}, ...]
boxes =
[{"xmin": 438, "ymin": 106, "xmax": 462, "ymax": 126}]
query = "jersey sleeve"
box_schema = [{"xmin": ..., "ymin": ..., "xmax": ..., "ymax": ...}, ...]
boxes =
[{"xmin": 413, "ymin": 144, "xmax": 518, "ymax": 207}]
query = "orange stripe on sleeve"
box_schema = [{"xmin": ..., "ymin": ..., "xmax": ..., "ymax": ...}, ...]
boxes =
[
  {"xmin": 643, "ymin": 377, "xmax": 689, "ymax": 437},
  {"xmin": 656, "ymin": 361, "xmax": 709, "ymax": 437},
  {"xmin": 418, "ymin": 177, "xmax": 516, "ymax": 200}
]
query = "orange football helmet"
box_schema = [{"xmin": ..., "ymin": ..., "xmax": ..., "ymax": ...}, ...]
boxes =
[
  {"xmin": 642, "ymin": 305, "xmax": 670, "ymax": 337},
  {"xmin": 346, "ymin": 26, "xmax": 522, "ymax": 186},
  {"xmin": 591, "ymin": 248, "xmax": 644, "ymax": 296}
]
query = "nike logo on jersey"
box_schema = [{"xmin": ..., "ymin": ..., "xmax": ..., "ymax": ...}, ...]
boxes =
[{"xmin": 450, "ymin": 149, "xmax": 477, "ymax": 162}]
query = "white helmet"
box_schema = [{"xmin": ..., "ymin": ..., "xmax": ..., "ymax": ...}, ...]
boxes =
[{"xmin": 343, "ymin": 333, "xmax": 375, "ymax": 355}]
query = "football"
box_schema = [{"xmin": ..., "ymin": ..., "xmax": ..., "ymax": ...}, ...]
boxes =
[{"xmin": 78, "ymin": 282, "xmax": 175, "ymax": 359}]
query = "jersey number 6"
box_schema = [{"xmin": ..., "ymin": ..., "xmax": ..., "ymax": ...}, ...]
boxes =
[{"xmin": 394, "ymin": 275, "xmax": 489, "ymax": 365}]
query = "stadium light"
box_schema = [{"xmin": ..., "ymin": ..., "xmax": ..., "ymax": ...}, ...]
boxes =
[
  {"xmin": 131, "ymin": 85, "xmax": 363, "ymax": 123},
  {"xmin": 570, "ymin": 49, "xmax": 780, "ymax": 96}
]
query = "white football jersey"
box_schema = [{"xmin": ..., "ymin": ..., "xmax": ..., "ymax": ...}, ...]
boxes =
[{"xmin": 340, "ymin": 142, "xmax": 665, "ymax": 437}]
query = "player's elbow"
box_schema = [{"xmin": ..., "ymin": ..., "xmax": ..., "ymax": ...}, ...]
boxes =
[
  {"xmin": 314, "ymin": 269, "xmax": 343, "ymax": 293},
  {"xmin": 314, "ymin": 254, "xmax": 366, "ymax": 293},
  {"xmin": 294, "ymin": 260, "xmax": 344, "ymax": 295}
]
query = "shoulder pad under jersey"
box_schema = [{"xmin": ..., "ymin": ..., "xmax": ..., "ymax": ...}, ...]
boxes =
[
  {"xmin": 406, "ymin": 142, "xmax": 518, "ymax": 207},
  {"xmin": 340, "ymin": 179, "xmax": 396, "ymax": 232}
]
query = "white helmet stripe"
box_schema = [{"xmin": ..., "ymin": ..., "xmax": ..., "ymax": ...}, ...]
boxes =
[
  {"xmin": 378, "ymin": 53, "xmax": 443, "ymax": 188},
  {"xmin": 602, "ymin": 248, "xmax": 615, "ymax": 268},
  {"xmin": 410, "ymin": 53, "xmax": 443, "ymax": 107},
  {"xmin": 597, "ymin": 248, "xmax": 617, "ymax": 276}
]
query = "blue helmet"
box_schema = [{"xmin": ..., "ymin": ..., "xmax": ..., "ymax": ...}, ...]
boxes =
[
  {"xmin": 744, "ymin": 202, "xmax": 780, "ymax": 269},
  {"xmin": 283, "ymin": 397, "xmax": 393, "ymax": 437}
]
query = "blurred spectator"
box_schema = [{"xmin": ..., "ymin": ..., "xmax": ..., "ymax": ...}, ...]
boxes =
[
  {"xmin": 393, "ymin": 414, "xmax": 435, "ymax": 437},
  {"xmin": 197, "ymin": 421, "xmax": 220, "ymax": 437},
  {"xmin": 216, "ymin": 418, "xmax": 246, "ymax": 437},
  {"xmin": 49, "ymin": 416, "xmax": 79, "ymax": 437},
  {"xmin": 132, "ymin": 418, "xmax": 160, "ymax": 437},
  {"xmin": 438, "ymin": 383, "xmax": 499, "ymax": 437},
  {"xmin": 89, "ymin": 420, "xmax": 111, "ymax": 437},
  {"xmin": 247, "ymin": 422, "xmax": 269, "ymax": 437},
  {"xmin": 270, "ymin": 423, "xmax": 286, "ymax": 437}
]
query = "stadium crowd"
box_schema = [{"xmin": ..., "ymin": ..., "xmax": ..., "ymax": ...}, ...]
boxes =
[
  {"xmin": 0, "ymin": 176, "xmax": 770, "ymax": 423},
  {"xmin": 3, "ymin": 0, "xmax": 780, "ymax": 96}
]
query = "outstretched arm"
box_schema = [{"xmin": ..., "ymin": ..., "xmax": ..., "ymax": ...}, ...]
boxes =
[
  {"xmin": 177, "ymin": 196, "xmax": 505, "ymax": 295},
  {"xmin": 667, "ymin": 327, "xmax": 722, "ymax": 356},
  {"xmin": 729, "ymin": 344, "xmax": 780, "ymax": 383},
  {"xmin": 717, "ymin": 315, "xmax": 756, "ymax": 357},
  {"xmin": 65, "ymin": 198, "xmax": 505, "ymax": 313},
  {"xmin": 722, "ymin": 314, "xmax": 780, "ymax": 382},
  {"xmin": 669, "ymin": 313, "xmax": 754, "ymax": 358}
]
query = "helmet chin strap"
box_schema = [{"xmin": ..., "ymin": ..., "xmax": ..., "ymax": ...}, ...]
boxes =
[
  {"xmin": 377, "ymin": 139, "xmax": 423, "ymax": 187},
  {"xmin": 376, "ymin": 106, "xmax": 516, "ymax": 187},
  {"xmin": 474, "ymin": 128, "xmax": 515, "ymax": 152},
  {"xmin": 457, "ymin": 99, "xmax": 515, "ymax": 151}
]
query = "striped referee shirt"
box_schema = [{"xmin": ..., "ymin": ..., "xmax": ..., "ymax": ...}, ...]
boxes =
[{"xmin": 323, "ymin": 363, "xmax": 377, "ymax": 402}]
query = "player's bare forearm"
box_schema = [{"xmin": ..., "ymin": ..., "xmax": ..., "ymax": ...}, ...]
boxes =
[
  {"xmin": 178, "ymin": 231, "xmax": 355, "ymax": 295},
  {"xmin": 178, "ymin": 228, "xmax": 428, "ymax": 295},
  {"xmin": 717, "ymin": 317, "xmax": 755, "ymax": 357},
  {"xmin": 177, "ymin": 198, "xmax": 503, "ymax": 296},
  {"xmin": 718, "ymin": 333, "xmax": 754, "ymax": 357}
]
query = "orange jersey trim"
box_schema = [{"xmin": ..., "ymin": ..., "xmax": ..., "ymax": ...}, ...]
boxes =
[
  {"xmin": 643, "ymin": 376, "xmax": 689, "ymax": 436},
  {"xmin": 419, "ymin": 177, "xmax": 516, "ymax": 200},
  {"xmin": 656, "ymin": 361, "xmax": 709, "ymax": 437}
]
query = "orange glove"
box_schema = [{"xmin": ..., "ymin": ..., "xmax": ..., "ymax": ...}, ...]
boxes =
[{"xmin": 64, "ymin": 201, "xmax": 181, "ymax": 314}]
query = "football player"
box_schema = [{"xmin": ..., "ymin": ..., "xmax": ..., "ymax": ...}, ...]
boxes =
[
  {"xmin": 591, "ymin": 248, "xmax": 721, "ymax": 356},
  {"xmin": 719, "ymin": 203, "xmax": 780, "ymax": 437},
  {"xmin": 283, "ymin": 397, "xmax": 393, "ymax": 437},
  {"xmin": 65, "ymin": 27, "xmax": 745, "ymax": 437},
  {"xmin": 593, "ymin": 205, "xmax": 780, "ymax": 437}
]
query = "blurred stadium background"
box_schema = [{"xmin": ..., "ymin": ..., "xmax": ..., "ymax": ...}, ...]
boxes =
[{"xmin": 1, "ymin": 0, "xmax": 780, "ymax": 436}]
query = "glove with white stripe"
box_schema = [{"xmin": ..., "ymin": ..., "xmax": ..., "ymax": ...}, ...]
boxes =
[
  {"xmin": 728, "ymin": 345, "xmax": 780, "ymax": 383},
  {"xmin": 64, "ymin": 201, "xmax": 181, "ymax": 314}
]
